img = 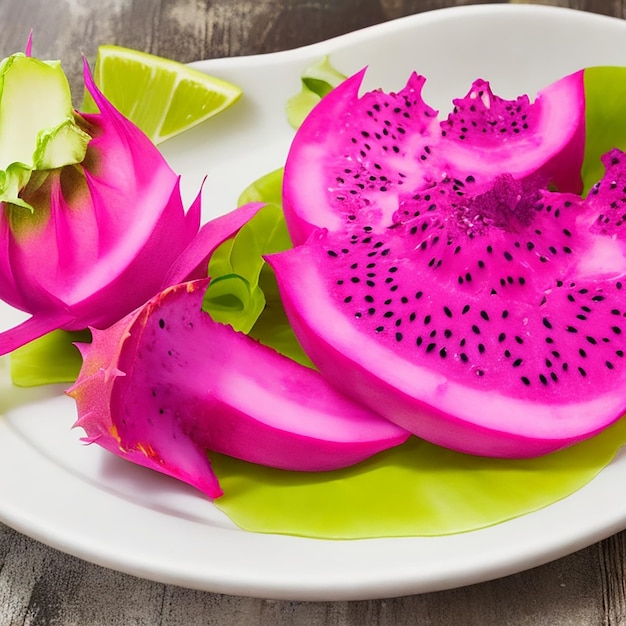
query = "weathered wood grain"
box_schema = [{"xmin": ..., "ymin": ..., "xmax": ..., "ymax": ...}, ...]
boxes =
[{"xmin": 0, "ymin": 0, "xmax": 625, "ymax": 624}]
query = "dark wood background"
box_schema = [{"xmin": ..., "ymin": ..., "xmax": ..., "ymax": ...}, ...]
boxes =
[{"xmin": 1, "ymin": 1, "xmax": 625, "ymax": 624}]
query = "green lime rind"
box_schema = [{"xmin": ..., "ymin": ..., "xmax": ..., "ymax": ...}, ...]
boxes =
[
  {"xmin": 213, "ymin": 416, "xmax": 626, "ymax": 539},
  {"xmin": 582, "ymin": 66, "xmax": 626, "ymax": 194}
]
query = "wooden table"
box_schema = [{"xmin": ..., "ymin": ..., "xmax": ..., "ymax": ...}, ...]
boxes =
[{"xmin": 1, "ymin": 0, "xmax": 625, "ymax": 623}]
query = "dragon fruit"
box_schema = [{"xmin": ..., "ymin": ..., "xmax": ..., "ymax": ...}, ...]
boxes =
[
  {"xmin": 69, "ymin": 279, "xmax": 409, "ymax": 498},
  {"xmin": 282, "ymin": 69, "xmax": 585, "ymax": 246},
  {"xmin": 266, "ymin": 68, "xmax": 626, "ymax": 458}
]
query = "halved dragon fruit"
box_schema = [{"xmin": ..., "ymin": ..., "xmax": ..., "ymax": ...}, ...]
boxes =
[
  {"xmin": 69, "ymin": 279, "xmax": 409, "ymax": 497},
  {"xmin": 268, "ymin": 69, "xmax": 626, "ymax": 458},
  {"xmin": 282, "ymin": 69, "xmax": 585, "ymax": 246}
]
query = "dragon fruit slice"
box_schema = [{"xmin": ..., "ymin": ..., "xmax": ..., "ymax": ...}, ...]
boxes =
[
  {"xmin": 268, "ymin": 70, "xmax": 626, "ymax": 458},
  {"xmin": 69, "ymin": 279, "xmax": 409, "ymax": 497},
  {"xmin": 282, "ymin": 69, "xmax": 585, "ymax": 246}
]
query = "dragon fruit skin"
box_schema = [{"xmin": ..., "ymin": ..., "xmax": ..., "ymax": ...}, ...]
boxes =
[
  {"xmin": 282, "ymin": 68, "xmax": 585, "ymax": 246},
  {"xmin": 268, "ymin": 70, "xmax": 626, "ymax": 459},
  {"xmin": 68, "ymin": 279, "xmax": 409, "ymax": 498},
  {"xmin": 0, "ymin": 60, "xmax": 211, "ymax": 356}
]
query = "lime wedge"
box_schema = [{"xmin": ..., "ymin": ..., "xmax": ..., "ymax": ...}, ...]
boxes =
[{"xmin": 82, "ymin": 45, "xmax": 242, "ymax": 144}]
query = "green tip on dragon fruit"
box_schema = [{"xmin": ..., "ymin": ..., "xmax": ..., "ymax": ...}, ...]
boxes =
[
  {"xmin": 0, "ymin": 45, "xmax": 259, "ymax": 360},
  {"xmin": 0, "ymin": 52, "xmax": 90, "ymax": 210}
]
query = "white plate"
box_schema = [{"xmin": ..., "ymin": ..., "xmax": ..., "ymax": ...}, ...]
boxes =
[{"xmin": 2, "ymin": 4, "xmax": 626, "ymax": 602}]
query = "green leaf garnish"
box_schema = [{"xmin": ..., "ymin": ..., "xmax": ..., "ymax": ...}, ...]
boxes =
[
  {"xmin": 10, "ymin": 329, "xmax": 91, "ymax": 387},
  {"xmin": 213, "ymin": 416, "xmax": 626, "ymax": 539},
  {"xmin": 286, "ymin": 56, "xmax": 347, "ymax": 129},
  {"xmin": 582, "ymin": 66, "xmax": 626, "ymax": 194},
  {"xmin": 204, "ymin": 193, "xmax": 292, "ymax": 333}
]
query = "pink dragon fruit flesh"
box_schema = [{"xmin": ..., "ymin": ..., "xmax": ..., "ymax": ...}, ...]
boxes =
[
  {"xmin": 69, "ymin": 279, "xmax": 409, "ymax": 498},
  {"xmin": 267, "ymin": 68, "xmax": 626, "ymax": 458},
  {"xmin": 282, "ymin": 69, "xmax": 585, "ymax": 247}
]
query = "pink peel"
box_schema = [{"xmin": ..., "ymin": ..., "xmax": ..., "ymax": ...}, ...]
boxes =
[{"xmin": 69, "ymin": 279, "xmax": 409, "ymax": 497}]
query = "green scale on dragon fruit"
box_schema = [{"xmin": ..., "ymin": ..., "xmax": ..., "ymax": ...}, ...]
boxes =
[{"xmin": 269, "ymin": 67, "xmax": 626, "ymax": 458}]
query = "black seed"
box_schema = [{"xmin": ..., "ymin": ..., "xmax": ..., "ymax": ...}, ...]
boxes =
[
  {"xmin": 521, "ymin": 376, "xmax": 531, "ymax": 386},
  {"xmin": 586, "ymin": 336, "xmax": 597, "ymax": 345},
  {"xmin": 512, "ymin": 358, "xmax": 523, "ymax": 367},
  {"xmin": 424, "ymin": 314, "xmax": 432, "ymax": 324},
  {"xmin": 514, "ymin": 336, "xmax": 524, "ymax": 344},
  {"xmin": 415, "ymin": 291, "xmax": 423, "ymax": 299},
  {"xmin": 612, "ymin": 326, "xmax": 622, "ymax": 334},
  {"xmin": 618, "ymin": 350, "xmax": 625, "ymax": 357},
  {"xmin": 498, "ymin": 332, "xmax": 506, "ymax": 342},
  {"xmin": 158, "ymin": 318, "xmax": 165, "ymax": 329},
  {"xmin": 375, "ymin": 326, "xmax": 384, "ymax": 333},
  {"xmin": 480, "ymin": 310, "xmax": 489, "ymax": 321},
  {"xmin": 443, "ymin": 306, "xmax": 453, "ymax": 318},
  {"xmin": 502, "ymin": 310, "xmax": 509, "ymax": 319},
  {"xmin": 579, "ymin": 348, "xmax": 587, "ymax": 358},
  {"xmin": 606, "ymin": 361, "xmax": 615, "ymax": 370},
  {"xmin": 462, "ymin": 305, "xmax": 471, "ymax": 314},
  {"xmin": 551, "ymin": 372, "xmax": 559, "ymax": 382},
  {"xmin": 542, "ymin": 317, "xmax": 552, "ymax": 329},
  {"xmin": 539, "ymin": 374, "xmax": 548, "ymax": 386},
  {"xmin": 383, "ymin": 311, "xmax": 394, "ymax": 318},
  {"xmin": 444, "ymin": 329, "xmax": 453, "ymax": 338},
  {"xmin": 344, "ymin": 296, "xmax": 352, "ymax": 303},
  {"xmin": 439, "ymin": 347, "xmax": 447, "ymax": 358},
  {"xmin": 503, "ymin": 251, "xmax": 513, "ymax": 261},
  {"xmin": 351, "ymin": 277, "xmax": 360, "ymax": 283},
  {"xmin": 478, "ymin": 343, "xmax": 486, "ymax": 354},
  {"xmin": 395, "ymin": 332, "xmax": 403, "ymax": 342},
  {"xmin": 566, "ymin": 326, "xmax": 578, "ymax": 333},
  {"xmin": 578, "ymin": 366, "xmax": 587, "ymax": 377},
  {"xmin": 460, "ymin": 353, "xmax": 469, "ymax": 363},
  {"xmin": 426, "ymin": 342, "xmax": 436, "ymax": 353},
  {"xmin": 472, "ymin": 324, "xmax": 480, "ymax": 335},
  {"xmin": 327, "ymin": 250, "xmax": 338, "ymax": 257}
]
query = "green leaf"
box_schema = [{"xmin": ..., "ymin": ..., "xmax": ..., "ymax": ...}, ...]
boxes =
[
  {"xmin": 582, "ymin": 66, "xmax": 626, "ymax": 194},
  {"xmin": 204, "ymin": 201, "xmax": 292, "ymax": 333},
  {"xmin": 286, "ymin": 56, "xmax": 347, "ymax": 129},
  {"xmin": 248, "ymin": 264, "xmax": 314, "ymax": 368},
  {"xmin": 213, "ymin": 416, "xmax": 626, "ymax": 539},
  {"xmin": 10, "ymin": 329, "xmax": 91, "ymax": 387}
]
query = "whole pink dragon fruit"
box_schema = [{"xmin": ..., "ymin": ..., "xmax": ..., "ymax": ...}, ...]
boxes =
[{"xmin": 0, "ymin": 52, "xmax": 248, "ymax": 355}]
